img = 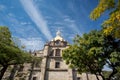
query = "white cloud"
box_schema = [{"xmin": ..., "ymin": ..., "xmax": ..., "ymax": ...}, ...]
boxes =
[
  {"xmin": 20, "ymin": 38, "xmax": 44, "ymax": 51},
  {"xmin": 49, "ymin": 4, "xmax": 83, "ymax": 36},
  {"xmin": 8, "ymin": 13, "xmax": 16, "ymax": 17},
  {"xmin": 54, "ymin": 22, "xmax": 64, "ymax": 25},
  {"xmin": 33, "ymin": 3, "xmax": 81, "ymax": 36},
  {"xmin": 5, "ymin": 13, "xmax": 41, "ymax": 38},
  {"xmin": 63, "ymin": 16, "xmax": 73, "ymax": 22},
  {"xmin": 63, "ymin": 16, "xmax": 81, "ymax": 35},
  {"xmin": 20, "ymin": 0, "xmax": 53, "ymax": 40},
  {"xmin": 20, "ymin": 22, "xmax": 31, "ymax": 25},
  {"xmin": 0, "ymin": 4, "xmax": 6, "ymax": 11}
]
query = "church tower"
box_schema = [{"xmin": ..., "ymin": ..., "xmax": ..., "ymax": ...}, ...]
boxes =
[{"xmin": 40, "ymin": 30, "xmax": 73, "ymax": 80}]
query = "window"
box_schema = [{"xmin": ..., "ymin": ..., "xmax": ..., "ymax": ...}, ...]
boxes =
[
  {"xmin": 33, "ymin": 77, "xmax": 37, "ymax": 80},
  {"xmin": 34, "ymin": 61, "xmax": 41, "ymax": 68},
  {"xmin": 18, "ymin": 65, "xmax": 24, "ymax": 72},
  {"xmin": 34, "ymin": 53, "xmax": 37, "ymax": 56},
  {"xmin": 55, "ymin": 49, "xmax": 60, "ymax": 56},
  {"xmin": 63, "ymin": 42, "xmax": 67, "ymax": 46},
  {"xmin": 50, "ymin": 50, "xmax": 54, "ymax": 56},
  {"xmin": 77, "ymin": 77, "xmax": 81, "ymax": 80},
  {"xmin": 55, "ymin": 40, "xmax": 61, "ymax": 45},
  {"xmin": 55, "ymin": 62, "xmax": 60, "ymax": 68}
]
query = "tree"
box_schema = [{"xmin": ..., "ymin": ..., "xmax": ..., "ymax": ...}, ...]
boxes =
[
  {"xmin": 62, "ymin": 30, "xmax": 120, "ymax": 80},
  {"xmin": 0, "ymin": 26, "xmax": 32, "ymax": 80},
  {"xmin": 103, "ymin": 35, "xmax": 120, "ymax": 80},
  {"xmin": 90, "ymin": 0, "xmax": 120, "ymax": 38}
]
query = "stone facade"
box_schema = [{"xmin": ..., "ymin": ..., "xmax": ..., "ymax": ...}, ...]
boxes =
[{"xmin": 3, "ymin": 31, "xmax": 102, "ymax": 80}]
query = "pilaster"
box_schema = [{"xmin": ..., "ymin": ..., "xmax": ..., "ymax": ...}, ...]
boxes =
[
  {"xmin": 40, "ymin": 45, "xmax": 49, "ymax": 80},
  {"xmin": 68, "ymin": 69, "xmax": 73, "ymax": 80}
]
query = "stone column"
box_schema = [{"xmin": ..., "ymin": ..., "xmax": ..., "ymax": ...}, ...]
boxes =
[
  {"xmin": 68, "ymin": 69, "xmax": 73, "ymax": 80},
  {"xmin": 81, "ymin": 73, "xmax": 89, "ymax": 80},
  {"xmin": 40, "ymin": 45, "xmax": 49, "ymax": 80}
]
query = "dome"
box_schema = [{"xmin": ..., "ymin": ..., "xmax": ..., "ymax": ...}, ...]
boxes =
[{"xmin": 51, "ymin": 30, "xmax": 64, "ymax": 41}]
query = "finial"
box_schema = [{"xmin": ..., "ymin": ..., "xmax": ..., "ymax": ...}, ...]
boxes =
[{"xmin": 56, "ymin": 30, "xmax": 61, "ymax": 36}]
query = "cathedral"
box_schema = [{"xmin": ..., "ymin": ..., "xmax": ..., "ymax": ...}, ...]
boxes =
[{"xmin": 3, "ymin": 31, "xmax": 102, "ymax": 80}]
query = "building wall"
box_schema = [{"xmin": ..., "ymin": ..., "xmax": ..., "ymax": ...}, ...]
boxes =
[
  {"xmin": 31, "ymin": 72, "xmax": 41, "ymax": 80},
  {"xmin": 47, "ymin": 58, "xmax": 68, "ymax": 69},
  {"xmin": 43, "ymin": 44, "xmax": 71, "ymax": 80},
  {"xmin": 47, "ymin": 71, "xmax": 69, "ymax": 80}
]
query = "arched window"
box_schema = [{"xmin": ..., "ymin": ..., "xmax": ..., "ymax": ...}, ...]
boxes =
[
  {"xmin": 55, "ymin": 40, "xmax": 61, "ymax": 45},
  {"xmin": 55, "ymin": 49, "xmax": 60, "ymax": 56}
]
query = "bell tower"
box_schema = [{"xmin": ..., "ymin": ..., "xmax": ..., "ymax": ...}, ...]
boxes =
[{"xmin": 40, "ymin": 30, "xmax": 73, "ymax": 80}]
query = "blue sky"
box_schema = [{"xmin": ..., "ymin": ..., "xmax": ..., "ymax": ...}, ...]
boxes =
[{"xmin": 0, "ymin": 0, "xmax": 107, "ymax": 50}]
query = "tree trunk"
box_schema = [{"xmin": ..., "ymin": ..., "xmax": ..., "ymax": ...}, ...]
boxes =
[
  {"xmin": 98, "ymin": 73, "xmax": 105, "ymax": 80},
  {"xmin": 0, "ymin": 65, "xmax": 8, "ymax": 80},
  {"xmin": 95, "ymin": 74, "xmax": 100, "ymax": 80}
]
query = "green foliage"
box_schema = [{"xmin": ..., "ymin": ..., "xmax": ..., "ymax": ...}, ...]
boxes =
[
  {"xmin": 0, "ymin": 26, "xmax": 32, "ymax": 65},
  {"xmin": 62, "ymin": 30, "xmax": 120, "ymax": 80},
  {"xmin": 114, "ymin": 72, "xmax": 120, "ymax": 80},
  {"xmin": 63, "ymin": 30, "xmax": 105, "ymax": 74},
  {"xmin": 103, "ymin": 35, "xmax": 120, "ymax": 78},
  {"xmin": 90, "ymin": 0, "xmax": 120, "ymax": 38},
  {"xmin": 102, "ymin": 71, "xmax": 112, "ymax": 79},
  {"xmin": 0, "ymin": 27, "xmax": 11, "ymax": 45},
  {"xmin": 103, "ymin": 71, "xmax": 120, "ymax": 80},
  {"xmin": 0, "ymin": 26, "xmax": 32, "ymax": 79},
  {"xmin": 90, "ymin": 0, "xmax": 115, "ymax": 20}
]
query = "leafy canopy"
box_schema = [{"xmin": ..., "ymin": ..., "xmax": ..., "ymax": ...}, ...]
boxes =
[
  {"xmin": 90, "ymin": 0, "xmax": 120, "ymax": 38},
  {"xmin": 62, "ymin": 30, "xmax": 120, "ymax": 80},
  {"xmin": 63, "ymin": 30, "xmax": 105, "ymax": 74},
  {"xmin": 0, "ymin": 26, "xmax": 32, "ymax": 66}
]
